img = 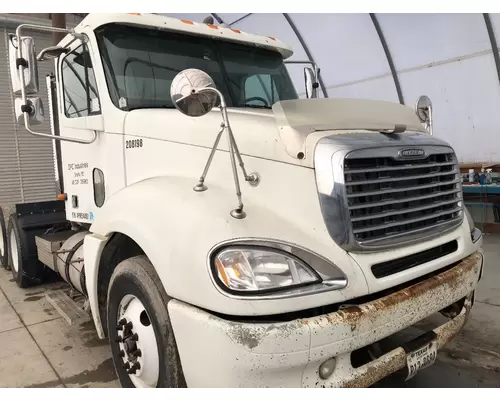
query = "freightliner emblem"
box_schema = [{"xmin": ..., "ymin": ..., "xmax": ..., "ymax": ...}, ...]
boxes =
[{"xmin": 398, "ymin": 148, "xmax": 426, "ymax": 158}]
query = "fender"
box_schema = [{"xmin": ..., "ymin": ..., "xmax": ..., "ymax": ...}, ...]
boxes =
[{"xmin": 84, "ymin": 174, "xmax": 368, "ymax": 338}]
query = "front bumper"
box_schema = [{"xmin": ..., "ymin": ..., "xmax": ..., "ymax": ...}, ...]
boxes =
[{"xmin": 168, "ymin": 251, "xmax": 483, "ymax": 388}]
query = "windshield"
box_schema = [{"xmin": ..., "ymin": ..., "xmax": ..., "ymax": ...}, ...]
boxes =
[{"xmin": 94, "ymin": 23, "xmax": 298, "ymax": 111}]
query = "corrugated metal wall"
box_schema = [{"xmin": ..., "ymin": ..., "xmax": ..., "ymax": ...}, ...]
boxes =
[{"xmin": 0, "ymin": 21, "xmax": 57, "ymax": 205}]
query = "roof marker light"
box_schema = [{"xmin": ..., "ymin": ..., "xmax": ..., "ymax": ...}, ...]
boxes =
[{"xmin": 181, "ymin": 20, "xmax": 194, "ymax": 25}]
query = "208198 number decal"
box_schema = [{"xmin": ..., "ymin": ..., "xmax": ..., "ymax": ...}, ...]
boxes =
[{"xmin": 125, "ymin": 139, "xmax": 143, "ymax": 149}]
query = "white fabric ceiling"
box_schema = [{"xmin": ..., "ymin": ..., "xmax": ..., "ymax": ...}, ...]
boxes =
[{"xmin": 163, "ymin": 13, "xmax": 500, "ymax": 163}]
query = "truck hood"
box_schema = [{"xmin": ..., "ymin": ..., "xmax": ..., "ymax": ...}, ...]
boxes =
[
  {"xmin": 272, "ymin": 98, "xmax": 427, "ymax": 159},
  {"xmin": 123, "ymin": 98, "xmax": 428, "ymax": 168}
]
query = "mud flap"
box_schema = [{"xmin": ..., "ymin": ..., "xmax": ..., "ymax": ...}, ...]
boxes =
[{"xmin": 14, "ymin": 200, "xmax": 68, "ymax": 281}]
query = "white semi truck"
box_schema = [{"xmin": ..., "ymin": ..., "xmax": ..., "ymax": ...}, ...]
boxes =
[{"xmin": 0, "ymin": 13, "xmax": 484, "ymax": 388}]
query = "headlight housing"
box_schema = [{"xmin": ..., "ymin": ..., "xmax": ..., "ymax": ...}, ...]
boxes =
[
  {"xmin": 215, "ymin": 247, "xmax": 320, "ymax": 293},
  {"xmin": 210, "ymin": 241, "xmax": 348, "ymax": 298}
]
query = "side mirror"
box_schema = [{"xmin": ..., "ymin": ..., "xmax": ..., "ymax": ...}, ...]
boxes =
[
  {"xmin": 170, "ymin": 68, "xmax": 219, "ymax": 117},
  {"xmin": 415, "ymin": 95, "xmax": 433, "ymax": 135},
  {"xmin": 15, "ymin": 97, "xmax": 44, "ymax": 126},
  {"xmin": 37, "ymin": 45, "xmax": 69, "ymax": 62},
  {"xmin": 8, "ymin": 34, "xmax": 39, "ymax": 95},
  {"xmin": 304, "ymin": 67, "xmax": 319, "ymax": 99},
  {"xmin": 171, "ymin": 68, "xmax": 261, "ymax": 219}
]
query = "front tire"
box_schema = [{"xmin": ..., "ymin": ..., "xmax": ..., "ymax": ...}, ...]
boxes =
[
  {"xmin": 107, "ymin": 255, "xmax": 186, "ymax": 388},
  {"xmin": 0, "ymin": 207, "xmax": 8, "ymax": 268}
]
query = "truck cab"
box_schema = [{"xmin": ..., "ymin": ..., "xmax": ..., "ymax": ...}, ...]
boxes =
[{"xmin": 3, "ymin": 12, "xmax": 484, "ymax": 388}]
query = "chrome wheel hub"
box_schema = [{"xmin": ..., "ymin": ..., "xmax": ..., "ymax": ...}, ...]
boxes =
[
  {"xmin": 116, "ymin": 294, "xmax": 159, "ymax": 388},
  {"xmin": 10, "ymin": 230, "xmax": 18, "ymax": 272}
]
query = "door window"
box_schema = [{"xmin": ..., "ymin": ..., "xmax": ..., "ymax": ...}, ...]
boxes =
[{"xmin": 61, "ymin": 44, "xmax": 101, "ymax": 118}]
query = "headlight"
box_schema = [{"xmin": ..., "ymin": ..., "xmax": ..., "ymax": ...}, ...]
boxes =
[{"xmin": 214, "ymin": 247, "xmax": 321, "ymax": 293}]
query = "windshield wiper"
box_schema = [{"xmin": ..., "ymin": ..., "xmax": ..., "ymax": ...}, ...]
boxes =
[
  {"xmin": 128, "ymin": 105, "xmax": 175, "ymax": 111},
  {"xmin": 241, "ymin": 104, "xmax": 271, "ymax": 109}
]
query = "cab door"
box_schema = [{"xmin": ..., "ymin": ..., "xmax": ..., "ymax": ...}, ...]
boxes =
[{"xmin": 56, "ymin": 40, "xmax": 108, "ymax": 224}]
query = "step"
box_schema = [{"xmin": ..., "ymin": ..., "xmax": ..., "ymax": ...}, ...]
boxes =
[{"xmin": 45, "ymin": 289, "xmax": 91, "ymax": 326}]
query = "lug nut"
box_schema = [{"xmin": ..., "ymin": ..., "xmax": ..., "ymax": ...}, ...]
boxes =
[
  {"xmin": 130, "ymin": 333, "xmax": 139, "ymax": 341},
  {"xmin": 118, "ymin": 318, "xmax": 127, "ymax": 326},
  {"xmin": 125, "ymin": 321, "xmax": 133, "ymax": 330},
  {"xmin": 116, "ymin": 326, "xmax": 123, "ymax": 331},
  {"xmin": 128, "ymin": 362, "xmax": 141, "ymax": 374},
  {"xmin": 115, "ymin": 336, "xmax": 123, "ymax": 343},
  {"xmin": 123, "ymin": 362, "xmax": 130, "ymax": 370},
  {"xmin": 119, "ymin": 350, "xmax": 125, "ymax": 357},
  {"xmin": 132, "ymin": 349, "xmax": 142, "ymax": 357}
]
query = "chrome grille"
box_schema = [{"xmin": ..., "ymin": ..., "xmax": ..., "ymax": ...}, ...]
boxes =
[{"xmin": 344, "ymin": 149, "xmax": 462, "ymax": 246}]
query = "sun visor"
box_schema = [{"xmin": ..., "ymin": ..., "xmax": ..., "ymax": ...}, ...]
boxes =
[{"xmin": 272, "ymin": 98, "xmax": 426, "ymax": 159}]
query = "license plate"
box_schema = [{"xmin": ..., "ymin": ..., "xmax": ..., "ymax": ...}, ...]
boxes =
[{"xmin": 405, "ymin": 340, "xmax": 437, "ymax": 381}]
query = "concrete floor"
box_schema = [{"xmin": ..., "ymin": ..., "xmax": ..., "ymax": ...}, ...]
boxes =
[{"xmin": 0, "ymin": 235, "xmax": 499, "ymax": 388}]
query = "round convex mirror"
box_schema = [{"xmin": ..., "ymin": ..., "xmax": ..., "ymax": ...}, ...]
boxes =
[
  {"xmin": 170, "ymin": 69, "xmax": 219, "ymax": 117},
  {"xmin": 415, "ymin": 95, "xmax": 432, "ymax": 124}
]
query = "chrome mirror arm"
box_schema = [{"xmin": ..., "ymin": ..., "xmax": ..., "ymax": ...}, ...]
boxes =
[
  {"xmin": 16, "ymin": 23, "xmax": 97, "ymax": 145},
  {"xmin": 428, "ymin": 106, "xmax": 434, "ymax": 136},
  {"xmin": 191, "ymin": 86, "xmax": 260, "ymax": 219}
]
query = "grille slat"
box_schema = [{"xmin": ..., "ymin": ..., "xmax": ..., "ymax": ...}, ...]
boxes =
[
  {"xmin": 345, "ymin": 168, "xmax": 458, "ymax": 186},
  {"xmin": 344, "ymin": 161, "xmax": 456, "ymax": 174},
  {"xmin": 347, "ymin": 179, "xmax": 460, "ymax": 198},
  {"xmin": 350, "ymin": 198, "xmax": 461, "ymax": 222},
  {"xmin": 343, "ymin": 148, "xmax": 462, "ymax": 245},
  {"xmin": 352, "ymin": 206, "xmax": 462, "ymax": 234},
  {"xmin": 348, "ymin": 188, "xmax": 461, "ymax": 210}
]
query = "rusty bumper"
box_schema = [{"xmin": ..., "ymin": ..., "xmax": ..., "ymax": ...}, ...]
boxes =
[{"xmin": 168, "ymin": 251, "xmax": 483, "ymax": 388}]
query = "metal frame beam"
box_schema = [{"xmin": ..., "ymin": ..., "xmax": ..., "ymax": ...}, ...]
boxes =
[
  {"xmin": 282, "ymin": 13, "xmax": 328, "ymax": 98},
  {"xmin": 369, "ymin": 13, "xmax": 404, "ymax": 105},
  {"xmin": 228, "ymin": 14, "xmax": 252, "ymax": 26},
  {"xmin": 483, "ymin": 13, "xmax": 500, "ymax": 88},
  {"xmin": 211, "ymin": 13, "xmax": 224, "ymax": 24}
]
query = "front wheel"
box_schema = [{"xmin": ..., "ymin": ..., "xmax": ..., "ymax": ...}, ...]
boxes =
[{"xmin": 107, "ymin": 255, "xmax": 186, "ymax": 388}]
